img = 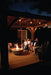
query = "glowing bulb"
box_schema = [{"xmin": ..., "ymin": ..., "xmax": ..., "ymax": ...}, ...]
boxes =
[
  {"xmin": 30, "ymin": 21, "xmax": 32, "ymax": 24},
  {"xmin": 39, "ymin": 22, "xmax": 41, "ymax": 24},
  {"xmin": 19, "ymin": 19, "xmax": 21, "ymax": 22}
]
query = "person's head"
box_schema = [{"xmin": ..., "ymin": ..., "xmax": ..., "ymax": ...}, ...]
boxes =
[
  {"xmin": 35, "ymin": 38, "xmax": 38, "ymax": 42},
  {"xmin": 24, "ymin": 39, "xmax": 26, "ymax": 41},
  {"xmin": 8, "ymin": 42, "xmax": 12, "ymax": 47},
  {"xmin": 27, "ymin": 38, "xmax": 29, "ymax": 41}
]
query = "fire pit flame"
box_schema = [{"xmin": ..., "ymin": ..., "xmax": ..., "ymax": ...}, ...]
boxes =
[{"xmin": 16, "ymin": 45, "xmax": 19, "ymax": 51}]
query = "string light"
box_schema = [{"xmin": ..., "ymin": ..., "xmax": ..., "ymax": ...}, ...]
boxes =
[
  {"xmin": 30, "ymin": 21, "xmax": 32, "ymax": 24},
  {"xmin": 39, "ymin": 22, "xmax": 41, "ymax": 24},
  {"xmin": 19, "ymin": 19, "xmax": 21, "ymax": 22}
]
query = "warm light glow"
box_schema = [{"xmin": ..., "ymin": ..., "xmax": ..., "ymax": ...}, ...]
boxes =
[
  {"xmin": 16, "ymin": 45, "xmax": 19, "ymax": 51},
  {"xmin": 30, "ymin": 21, "xmax": 32, "ymax": 24},
  {"xmin": 39, "ymin": 22, "xmax": 41, "ymax": 24},
  {"xmin": 19, "ymin": 19, "xmax": 21, "ymax": 22},
  {"xmin": 35, "ymin": 28, "xmax": 37, "ymax": 30}
]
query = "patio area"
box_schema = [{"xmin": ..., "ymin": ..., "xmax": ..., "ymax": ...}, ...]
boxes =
[{"xmin": 8, "ymin": 50, "xmax": 40, "ymax": 69}]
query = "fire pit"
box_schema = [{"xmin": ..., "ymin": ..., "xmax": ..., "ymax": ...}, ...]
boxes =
[{"xmin": 11, "ymin": 48, "xmax": 23, "ymax": 55}]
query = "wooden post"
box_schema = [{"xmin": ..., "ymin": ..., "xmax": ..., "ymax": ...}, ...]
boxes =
[
  {"xmin": 27, "ymin": 27, "xmax": 36, "ymax": 40},
  {"xmin": 1, "ymin": 16, "xmax": 9, "ymax": 70},
  {"xmin": 31, "ymin": 30, "xmax": 35, "ymax": 40},
  {"xmin": 0, "ymin": 0, "xmax": 9, "ymax": 70}
]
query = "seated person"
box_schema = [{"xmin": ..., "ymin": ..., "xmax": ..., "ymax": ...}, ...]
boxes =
[
  {"xmin": 27, "ymin": 38, "xmax": 31, "ymax": 45},
  {"xmin": 23, "ymin": 39, "xmax": 28, "ymax": 50},
  {"xmin": 8, "ymin": 42, "xmax": 13, "ymax": 52},
  {"xmin": 27, "ymin": 38, "xmax": 31, "ymax": 48},
  {"xmin": 34, "ymin": 38, "xmax": 39, "ymax": 46},
  {"xmin": 33, "ymin": 38, "xmax": 40, "ymax": 54},
  {"xmin": 28, "ymin": 41, "xmax": 33, "ymax": 51}
]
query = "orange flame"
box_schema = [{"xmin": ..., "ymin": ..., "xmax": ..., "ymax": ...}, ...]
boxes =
[{"xmin": 16, "ymin": 45, "xmax": 19, "ymax": 51}]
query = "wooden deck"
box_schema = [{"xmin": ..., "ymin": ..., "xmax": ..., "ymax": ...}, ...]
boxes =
[{"xmin": 8, "ymin": 50, "xmax": 40, "ymax": 69}]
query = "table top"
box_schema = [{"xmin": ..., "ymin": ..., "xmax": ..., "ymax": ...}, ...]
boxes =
[{"xmin": 11, "ymin": 48, "xmax": 23, "ymax": 52}]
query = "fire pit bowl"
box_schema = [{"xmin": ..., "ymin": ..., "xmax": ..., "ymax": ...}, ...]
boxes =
[{"xmin": 11, "ymin": 48, "xmax": 23, "ymax": 55}]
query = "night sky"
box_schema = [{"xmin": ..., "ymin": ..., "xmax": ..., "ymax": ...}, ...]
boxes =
[
  {"xmin": 0, "ymin": 0, "xmax": 51, "ymax": 17},
  {"xmin": 8, "ymin": 0, "xmax": 51, "ymax": 17}
]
